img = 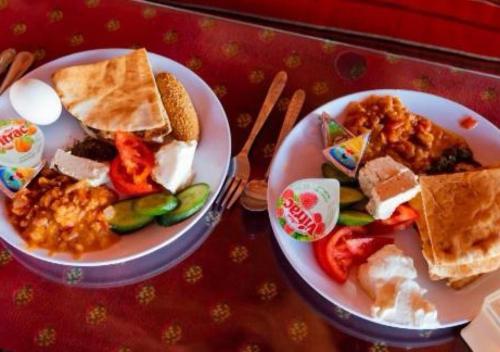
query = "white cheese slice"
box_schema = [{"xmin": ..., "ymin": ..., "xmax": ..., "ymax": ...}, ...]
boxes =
[
  {"xmin": 358, "ymin": 244, "xmax": 439, "ymax": 328},
  {"xmin": 358, "ymin": 244, "xmax": 417, "ymax": 297},
  {"xmin": 372, "ymin": 278, "xmax": 439, "ymax": 328},
  {"xmin": 358, "ymin": 156, "xmax": 407, "ymax": 196},
  {"xmin": 152, "ymin": 140, "xmax": 197, "ymax": 193},
  {"xmin": 51, "ymin": 149, "xmax": 109, "ymax": 187},
  {"xmin": 366, "ymin": 170, "xmax": 420, "ymax": 220},
  {"xmin": 358, "ymin": 156, "xmax": 420, "ymax": 220}
]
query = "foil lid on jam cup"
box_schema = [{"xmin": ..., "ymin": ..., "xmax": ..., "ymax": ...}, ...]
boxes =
[
  {"xmin": 0, "ymin": 119, "xmax": 45, "ymax": 198},
  {"xmin": 275, "ymin": 178, "xmax": 340, "ymax": 241}
]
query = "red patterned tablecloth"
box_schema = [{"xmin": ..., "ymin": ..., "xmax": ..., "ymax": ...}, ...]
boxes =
[{"xmin": 0, "ymin": 1, "xmax": 499, "ymax": 351}]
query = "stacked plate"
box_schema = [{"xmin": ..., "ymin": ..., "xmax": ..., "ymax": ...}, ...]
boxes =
[{"xmin": 0, "ymin": 49, "xmax": 231, "ymax": 287}]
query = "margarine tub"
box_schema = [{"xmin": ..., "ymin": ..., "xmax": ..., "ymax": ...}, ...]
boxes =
[{"xmin": 0, "ymin": 119, "xmax": 44, "ymax": 197}]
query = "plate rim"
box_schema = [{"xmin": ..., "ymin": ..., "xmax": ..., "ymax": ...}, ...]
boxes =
[
  {"xmin": 267, "ymin": 88, "xmax": 500, "ymax": 330},
  {"xmin": 0, "ymin": 48, "xmax": 231, "ymax": 267}
]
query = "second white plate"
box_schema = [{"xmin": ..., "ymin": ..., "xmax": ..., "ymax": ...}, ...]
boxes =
[
  {"xmin": 267, "ymin": 89, "xmax": 500, "ymax": 329},
  {"xmin": 0, "ymin": 49, "xmax": 231, "ymax": 266}
]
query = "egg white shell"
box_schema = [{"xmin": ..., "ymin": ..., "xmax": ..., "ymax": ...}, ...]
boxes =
[{"xmin": 9, "ymin": 78, "xmax": 62, "ymax": 125}]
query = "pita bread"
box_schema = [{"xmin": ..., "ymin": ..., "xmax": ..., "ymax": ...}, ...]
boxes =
[
  {"xmin": 447, "ymin": 275, "xmax": 481, "ymax": 290},
  {"xmin": 52, "ymin": 48, "xmax": 171, "ymax": 134},
  {"xmin": 419, "ymin": 169, "xmax": 500, "ymax": 267},
  {"xmin": 410, "ymin": 195, "xmax": 498, "ymax": 279}
]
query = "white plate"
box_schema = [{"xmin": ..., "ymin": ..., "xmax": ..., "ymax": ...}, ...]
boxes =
[
  {"xmin": 267, "ymin": 89, "xmax": 500, "ymax": 329},
  {"xmin": 0, "ymin": 49, "xmax": 231, "ymax": 266}
]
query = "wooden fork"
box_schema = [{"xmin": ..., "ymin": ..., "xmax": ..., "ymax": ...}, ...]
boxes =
[{"xmin": 215, "ymin": 70, "xmax": 287, "ymax": 210}]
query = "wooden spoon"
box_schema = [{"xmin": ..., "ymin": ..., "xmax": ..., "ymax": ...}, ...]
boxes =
[
  {"xmin": 240, "ymin": 89, "xmax": 306, "ymax": 211},
  {"xmin": 0, "ymin": 48, "xmax": 16, "ymax": 76},
  {"xmin": 0, "ymin": 51, "xmax": 34, "ymax": 95}
]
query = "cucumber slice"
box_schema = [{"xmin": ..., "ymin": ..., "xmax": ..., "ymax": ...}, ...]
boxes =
[
  {"xmin": 340, "ymin": 186, "xmax": 365, "ymax": 208},
  {"xmin": 157, "ymin": 183, "xmax": 210, "ymax": 226},
  {"xmin": 105, "ymin": 200, "xmax": 154, "ymax": 234},
  {"xmin": 338, "ymin": 210, "xmax": 374, "ymax": 226},
  {"xmin": 133, "ymin": 192, "xmax": 179, "ymax": 216},
  {"xmin": 321, "ymin": 163, "xmax": 356, "ymax": 185}
]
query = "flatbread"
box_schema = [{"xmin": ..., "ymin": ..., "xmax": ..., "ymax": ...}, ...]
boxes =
[
  {"xmin": 52, "ymin": 48, "xmax": 170, "ymax": 133},
  {"xmin": 409, "ymin": 195, "xmax": 434, "ymax": 265},
  {"xmin": 419, "ymin": 168, "xmax": 500, "ymax": 267},
  {"xmin": 447, "ymin": 275, "xmax": 481, "ymax": 290},
  {"xmin": 410, "ymin": 193, "xmax": 499, "ymax": 285}
]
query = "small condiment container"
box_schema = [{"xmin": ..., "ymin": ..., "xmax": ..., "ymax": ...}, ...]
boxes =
[
  {"xmin": 322, "ymin": 131, "xmax": 371, "ymax": 178},
  {"xmin": 275, "ymin": 178, "xmax": 340, "ymax": 241},
  {"xmin": 0, "ymin": 118, "xmax": 45, "ymax": 197},
  {"xmin": 461, "ymin": 289, "xmax": 500, "ymax": 352}
]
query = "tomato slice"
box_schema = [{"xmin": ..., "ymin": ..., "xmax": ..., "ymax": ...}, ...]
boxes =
[
  {"xmin": 391, "ymin": 219, "xmax": 415, "ymax": 231},
  {"xmin": 314, "ymin": 226, "xmax": 366, "ymax": 284},
  {"xmin": 324, "ymin": 227, "xmax": 353, "ymax": 283},
  {"xmin": 115, "ymin": 132, "xmax": 155, "ymax": 184},
  {"xmin": 313, "ymin": 237, "xmax": 336, "ymax": 278},
  {"xmin": 110, "ymin": 157, "xmax": 158, "ymax": 195},
  {"xmin": 314, "ymin": 226, "xmax": 395, "ymax": 284},
  {"xmin": 345, "ymin": 236, "xmax": 394, "ymax": 263},
  {"xmin": 110, "ymin": 132, "xmax": 158, "ymax": 195},
  {"xmin": 380, "ymin": 204, "xmax": 418, "ymax": 225}
]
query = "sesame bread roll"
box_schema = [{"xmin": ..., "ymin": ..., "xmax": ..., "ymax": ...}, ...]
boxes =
[{"xmin": 155, "ymin": 72, "xmax": 200, "ymax": 142}]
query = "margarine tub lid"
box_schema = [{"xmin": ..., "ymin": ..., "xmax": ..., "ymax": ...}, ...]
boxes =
[
  {"xmin": 0, "ymin": 118, "xmax": 44, "ymax": 168},
  {"xmin": 275, "ymin": 178, "xmax": 340, "ymax": 241}
]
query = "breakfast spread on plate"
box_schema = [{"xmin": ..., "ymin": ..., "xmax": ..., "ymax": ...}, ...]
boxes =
[
  {"xmin": 2, "ymin": 49, "xmax": 211, "ymax": 257},
  {"xmin": 276, "ymin": 95, "xmax": 500, "ymax": 327}
]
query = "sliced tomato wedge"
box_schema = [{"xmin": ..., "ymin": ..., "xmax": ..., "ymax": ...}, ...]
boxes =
[
  {"xmin": 345, "ymin": 236, "xmax": 394, "ymax": 263},
  {"xmin": 313, "ymin": 236, "xmax": 336, "ymax": 278},
  {"xmin": 110, "ymin": 132, "xmax": 158, "ymax": 195},
  {"xmin": 114, "ymin": 132, "xmax": 155, "ymax": 184},
  {"xmin": 380, "ymin": 204, "xmax": 418, "ymax": 225},
  {"xmin": 324, "ymin": 227, "xmax": 354, "ymax": 283},
  {"xmin": 313, "ymin": 227, "xmax": 351, "ymax": 283},
  {"xmin": 368, "ymin": 204, "xmax": 418, "ymax": 234},
  {"xmin": 313, "ymin": 226, "xmax": 367, "ymax": 284},
  {"xmin": 110, "ymin": 157, "xmax": 158, "ymax": 195},
  {"xmin": 314, "ymin": 226, "xmax": 395, "ymax": 284}
]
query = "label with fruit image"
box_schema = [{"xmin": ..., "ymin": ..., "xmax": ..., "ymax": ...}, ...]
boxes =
[
  {"xmin": 275, "ymin": 178, "xmax": 340, "ymax": 241},
  {"xmin": 0, "ymin": 119, "xmax": 44, "ymax": 168},
  {"xmin": 0, "ymin": 119, "xmax": 45, "ymax": 198}
]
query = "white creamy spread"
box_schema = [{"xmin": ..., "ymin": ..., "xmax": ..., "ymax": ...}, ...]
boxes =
[
  {"xmin": 152, "ymin": 140, "xmax": 197, "ymax": 193},
  {"xmin": 50, "ymin": 149, "xmax": 109, "ymax": 186},
  {"xmin": 358, "ymin": 244, "xmax": 439, "ymax": 328},
  {"xmin": 358, "ymin": 156, "xmax": 420, "ymax": 220}
]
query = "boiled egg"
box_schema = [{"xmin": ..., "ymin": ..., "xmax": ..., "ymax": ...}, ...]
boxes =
[{"xmin": 9, "ymin": 78, "xmax": 62, "ymax": 125}]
